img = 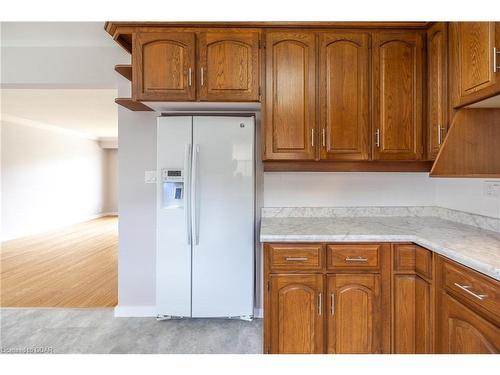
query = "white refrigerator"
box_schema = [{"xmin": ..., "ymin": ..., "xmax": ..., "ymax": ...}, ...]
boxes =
[{"xmin": 156, "ymin": 115, "xmax": 254, "ymax": 320}]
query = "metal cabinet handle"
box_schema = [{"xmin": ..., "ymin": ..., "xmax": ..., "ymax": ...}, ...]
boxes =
[
  {"xmin": 188, "ymin": 67, "xmax": 192, "ymax": 87},
  {"xmin": 494, "ymin": 47, "xmax": 500, "ymax": 73},
  {"xmin": 322, "ymin": 128, "xmax": 326, "ymax": 147},
  {"xmin": 311, "ymin": 128, "xmax": 315, "ymax": 147},
  {"xmin": 331, "ymin": 294, "xmax": 335, "ymax": 315},
  {"xmin": 437, "ymin": 124, "xmax": 442, "ymax": 145},
  {"xmin": 200, "ymin": 67, "xmax": 205, "ymax": 86},
  {"xmin": 345, "ymin": 256, "xmax": 368, "ymax": 263},
  {"xmin": 318, "ymin": 293, "xmax": 322, "ymax": 315},
  {"xmin": 285, "ymin": 257, "xmax": 308, "ymax": 261},
  {"xmin": 453, "ymin": 283, "xmax": 488, "ymax": 300},
  {"xmin": 375, "ymin": 129, "xmax": 380, "ymax": 147}
]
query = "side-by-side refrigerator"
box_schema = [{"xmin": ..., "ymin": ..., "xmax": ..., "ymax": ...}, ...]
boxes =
[{"xmin": 156, "ymin": 115, "xmax": 254, "ymax": 320}]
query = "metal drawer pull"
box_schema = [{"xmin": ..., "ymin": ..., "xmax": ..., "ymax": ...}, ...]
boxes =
[
  {"xmin": 345, "ymin": 256, "xmax": 368, "ymax": 263},
  {"xmin": 318, "ymin": 293, "xmax": 322, "ymax": 315},
  {"xmin": 285, "ymin": 257, "xmax": 308, "ymax": 261},
  {"xmin": 331, "ymin": 294, "xmax": 335, "ymax": 316},
  {"xmin": 453, "ymin": 283, "xmax": 488, "ymax": 300}
]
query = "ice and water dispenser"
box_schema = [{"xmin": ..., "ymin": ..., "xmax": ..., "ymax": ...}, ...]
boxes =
[{"xmin": 161, "ymin": 168, "xmax": 184, "ymax": 209}]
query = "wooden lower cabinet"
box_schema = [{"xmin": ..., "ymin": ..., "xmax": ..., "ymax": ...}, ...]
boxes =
[
  {"xmin": 439, "ymin": 293, "xmax": 500, "ymax": 353},
  {"xmin": 268, "ymin": 274, "xmax": 324, "ymax": 354},
  {"xmin": 264, "ymin": 243, "xmax": 500, "ymax": 354},
  {"xmin": 327, "ymin": 274, "xmax": 381, "ymax": 353}
]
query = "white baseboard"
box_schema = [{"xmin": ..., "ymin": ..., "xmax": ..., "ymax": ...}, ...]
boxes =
[
  {"xmin": 253, "ymin": 308, "xmax": 263, "ymax": 318},
  {"xmin": 114, "ymin": 305, "xmax": 156, "ymax": 317}
]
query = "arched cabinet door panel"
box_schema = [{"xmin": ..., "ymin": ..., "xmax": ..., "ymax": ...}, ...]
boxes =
[
  {"xmin": 269, "ymin": 274, "xmax": 324, "ymax": 354},
  {"xmin": 440, "ymin": 294, "xmax": 499, "ymax": 354},
  {"xmin": 133, "ymin": 32, "xmax": 196, "ymax": 101},
  {"xmin": 327, "ymin": 274, "xmax": 382, "ymax": 354},
  {"xmin": 319, "ymin": 33, "xmax": 370, "ymax": 161},
  {"xmin": 199, "ymin": 32, "xmax": 260, "ymax": 101},
  {"xmin": 264, "ymin": 32, "xmax": 317, "ymax": 160},
  {"xmin": 372, "ymin": 32, "xmax": 423, "ymax": 161}
]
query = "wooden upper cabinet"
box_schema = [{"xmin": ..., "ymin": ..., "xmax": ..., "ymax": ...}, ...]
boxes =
[
  {"xmin": 440, "ymin": 293, "xmax": 499, "ymax": 353},
  {"xmin": 327, "ymin": 274, "xmax": 381, "ymax": 354},
  {"xmin": 451, "ymin": 22, "xmax": 500, "ymax": 107},
  {"xmin": 319, "ymin": 33, "xmax": 370, "ymax": 161},
  {"xmin": 133, "ymin": 32, "xmax": 196, "ymax": 101},
  {"xmin": 198, "ymin": 31, "xmax": 260, "ymax": 101},
  {"xmin": 372, "ymin": 32, "xmax": 423, "ymax": 161},
  {"xmin": 427, "ymin": 23, "xmax": 448, "ymax": 160},
  {"xmin": 264, "ymin": 32, "xmax": 317, "ymax": 160},
  {"xmin": 269, "ymin": 274, "xmax": 324, "ymax": 354}
]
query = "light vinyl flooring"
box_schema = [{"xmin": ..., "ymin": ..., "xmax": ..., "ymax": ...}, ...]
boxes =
[
  {"xmin": 1, "ymin": 217, "xmax": 118, "ymax": 307},
  {"xmin": 0, "ymin": 308, "xmax": 262, "ymax": 354}
]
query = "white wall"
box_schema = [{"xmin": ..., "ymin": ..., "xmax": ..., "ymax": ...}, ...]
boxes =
[
  {"xmin": 117, "ymin": 107, "xmax": 158, "ymax": 310},
  {"xmin": 104, "ymin": 149, "xmax": 118, "ymax": 213},
  {"xmin": 434, "ymin": 178, "xmax": 500, "ymax": 219},
  {"xmin": 1, "ymin": 121, "xmax": 107, "ymax": 241},
  {"xmin": 264, "ymin": 172, "xmax": 435, "ymax": 208}
]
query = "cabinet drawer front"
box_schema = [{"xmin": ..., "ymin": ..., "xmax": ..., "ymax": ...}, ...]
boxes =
[
  {"xmin": 327, "ymin": 244, "xmax": 381, "ymax": 271},
  {"xmin": 268, "ymin": 244, "xmax": 323, "ymax": 271},
  {"xmin": 443, "ymin": 260, "xmax": 499, "ymax": 320}
]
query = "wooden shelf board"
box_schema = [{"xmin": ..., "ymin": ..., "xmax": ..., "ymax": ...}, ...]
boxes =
[
  {"xmin": 430, "ymin": 109, "xmax": 500, "ymax": 177},
  {"xmin": 115, "ymin": 65, "xmax": 132, "ymax": 81},
  {"xmin": 263, "ymin": 161, "xmax": 434, "ymax": 172},
  {"xmin": 115, "ymin": 98, "xmax": 153, "ymax": 112}
]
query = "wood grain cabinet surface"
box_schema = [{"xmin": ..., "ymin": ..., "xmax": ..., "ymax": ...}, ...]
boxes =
[
  {"xmin": 426, "ymin": 22, "xmax": 448, "ymax": 160},
  {"xmin": 198, "ymin": 31, "xmax": 260, "ymax": 101},
  {"xmin": 319, "ymin": 32, "xmax": 370, "ymax": 161},
  {"xmin": 269, "ymin": 274, "xmax": 324, "ymax": 354},
  {"xmin": 372, "ymin": 32, "xmax": 423, "ymax": 161},
  {"xmin": 327, "ymin": 274, "xmax": 382, "ymax": 353},
  {"xmin": 440, "ymin": 293, "xmax": 499, "ymax": 353},
  {"xmin": 450, "ymin": 22, "xmax": 500, "ymax": 107},
  {"xmin": 264, "ymin": 242, "xmax": 500, "ymax": 354},
  {"xmin": 264, "ymin": 32, "xmax": 317, "ymax": 161},
  {"xmin": 133, "ymin": 32, "xmax": 196, "ymax": 101}
]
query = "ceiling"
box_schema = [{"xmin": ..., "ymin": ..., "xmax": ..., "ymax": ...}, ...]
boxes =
[
  {"xmin": 1, "ymin": 89, "xmax": 118, "ymax": 138},
  {"xmin": 1, "ymin": 22, "xmax": 114, "ymax": 47}
]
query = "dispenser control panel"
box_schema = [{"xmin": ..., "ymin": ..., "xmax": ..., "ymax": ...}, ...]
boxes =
[
  {"xmin": 162, "ymin": 168, "xmax": 183, "ymax": 182},
  {"xmin": 161, "ymin": 168, "xmax": 184, "ymax": 209}
]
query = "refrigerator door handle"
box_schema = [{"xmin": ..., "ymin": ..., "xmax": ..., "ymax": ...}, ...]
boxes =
[
  {"xmin": 191, "ymin": 144, "xmax": 200, "ymax": 245},
  {"xmin": 185, "ymin": 144, "xmax": 192, "ymax": 245}
]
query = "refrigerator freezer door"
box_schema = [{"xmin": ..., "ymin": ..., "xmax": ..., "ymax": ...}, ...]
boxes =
[
  {"xmin": 156, "ymin": 116, "xmax": 193, "ymax": 317},
  {"xmin": 191, "ymin": 116, "xmax": 254, "ymax": 318}
]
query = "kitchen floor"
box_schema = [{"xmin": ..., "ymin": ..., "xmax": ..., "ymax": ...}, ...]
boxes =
[
  {"xmin": 1, "ymin": 217, "xmax": 118, "ymax": 308},
  {"xmin": 0, "ymin": 308, "xmax": 262, "ymax": 354}
]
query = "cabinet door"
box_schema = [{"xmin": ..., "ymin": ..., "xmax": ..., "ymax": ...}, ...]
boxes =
[
  {"xmin": 427, "ymin": 23, "xmax": 448, "ymax": 160},
  {"xmin": 198, "ymin": 31, "xmax": 260, "ymax": 101},
  {"xmin": 393, "ymin": 274, "xmax": 432, "ymax": 353},
  {"xmin": 133, "ymin": 32, "xmax": 196, "ymax": 101},
  {"xmin": 453, "ymin": 22, "xmax": 499, "ymax": 104},
  {"xmin": 269, "ymin": 274, "xmax": 324, "ymax": 354},
  {"xmin": 319, "ymin": 33, "xmax": 370, "ymax": 161},
  {"xmin": 327, "ymin": 274, "xmax": 381, "ymax": 353},
  {"xmin": 372, "ymin": 32, "xmax": 423, "ymax": 160},
  {"xmin": 440, "ymin": 293, "xmax": 499, "ymax": 353},
  {"xmin": 264, "ymin": 32, "xmax": 317, "ymax": 160}
]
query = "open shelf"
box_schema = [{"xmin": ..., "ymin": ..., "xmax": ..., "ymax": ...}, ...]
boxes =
[
  {"xmin": 115, "ymin": 64, "xmax": 132, "ymax": 81},
  {"xmin": 115, "ymin": 98, "xmax": 153, "ymax": 112}
]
